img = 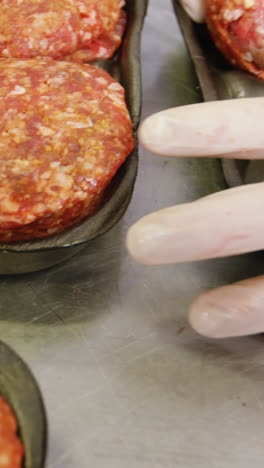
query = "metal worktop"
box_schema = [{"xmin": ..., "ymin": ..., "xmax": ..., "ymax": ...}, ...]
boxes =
[{"xmin": 3, "ymin": 1, "xmax": 264, "ymax": 467}]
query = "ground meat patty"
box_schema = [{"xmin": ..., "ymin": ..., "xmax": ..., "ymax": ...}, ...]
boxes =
[
  {"xmin": 0, "ymin": 397, "xmax": 17, "ymax": 436},
  {"xmin": 0, "ymin": 396, "xmax": 24, "ymax": 468},
  {"xmin": 68, "ymin": 11, "xmax": 126, "ymax": 63},
  {"xmin": 206, "ymin": 0, "xmax": 264, "ymax": 79},
  {"xmin": 0, "ymin": 59, "xmax": 135, "ymax": 242},
  {"xmin": 0, "ymin": 0, "xmax": 80, "ymax": 59},
  {"xmin": 77, "ymin": 0, "xmax": 124, "ymax": 46},
  {"xmin": 0, "ymin": 0, "xmax": 125, "ymax": 61}
]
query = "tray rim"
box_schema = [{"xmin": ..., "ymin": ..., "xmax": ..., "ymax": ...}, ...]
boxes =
[
  {"xmin": 173, "ymin": 0, "xmax": 254, "ymax": 188},
  {"xmin": 0, "ymin": 340, "xmax": 47, "ymax": 468}
]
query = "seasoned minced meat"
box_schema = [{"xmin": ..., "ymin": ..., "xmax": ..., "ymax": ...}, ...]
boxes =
[
  {"xmin": 0, "ymin": 0, "xmax": 125, "ymax": 62},
  {"xmin": 0, "ymin": 59, "xmax": 135, "ymax": 242},
  {"xmin": 0, "ymin": 396, "xmax": 24, "ymax": 468},
  {"xmin": 206, "ymin": 0, "xmax": 264, "ymax": 78},
  {"xmin": 67, "ymin": 10, "xmax": 126, "ymax": 62}
]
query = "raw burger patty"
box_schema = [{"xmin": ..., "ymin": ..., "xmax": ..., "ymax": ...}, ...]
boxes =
[
  {"xmin": 67, "ymin": 10, "xmax": 126, "ymax": 63},
  {"xmin": 206, "ymin": 0, "xmax": 264, "ymax": 79},
  {"xmin": 0, "ymin": 396, "xmax": 24, "ymax": 468},
  {"xmin": 0, "ymin": 0, "xmax": 125, "ymax": 61},
  {"xmin": 0, "ymin": 59, "xmax": 135, "ymax": 242}
]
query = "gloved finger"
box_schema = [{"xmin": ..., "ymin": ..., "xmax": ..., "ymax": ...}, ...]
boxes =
[
  {"xmin": 190, "ymin": 275, "xmax": 264, "ymax": 338},
  {"xmin": 127, "ymin": 182, "xmax": 264, "ymax": 265},
  {"xmin": 179, "ymin": 0, "xmax": 206, "ymax": 23},
  {"xmin": 139, "ymin": 98, "xmax": 264, "ymax": 159}
]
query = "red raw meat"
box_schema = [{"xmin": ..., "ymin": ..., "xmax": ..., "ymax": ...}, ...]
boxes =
[
  {"xmin": 206, "ymin": 0, "xmax": 264, "ymax": 79},
  {"xmin": 0, "ymin": 0, "xmax": 126, "ymax": 62},
  {"xmin": 0, "ymin": 59, "xmax": 135, "ymax": 242},
  {"xmin": 0, "ymin": 397, "xmax": 24, "ymax": 468}
]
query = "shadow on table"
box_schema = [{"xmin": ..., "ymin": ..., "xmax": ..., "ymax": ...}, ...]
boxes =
[{"xmin": 0, "ymin": 223, "xmax": 123, "ymax": 326}]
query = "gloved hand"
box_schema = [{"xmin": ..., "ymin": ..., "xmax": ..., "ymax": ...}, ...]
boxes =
[
  {"xmin": 179, "ymin": 0, "xmax": 205, "ymax": 23},
  {"xmin": 127, "ymin": 95, "xmax": 264, "ymax": 338}
]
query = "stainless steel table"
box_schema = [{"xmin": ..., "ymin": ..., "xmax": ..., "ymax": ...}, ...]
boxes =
[{"xmin": 3, "ymin": 1, "xmax": 264, "ymax": 467}]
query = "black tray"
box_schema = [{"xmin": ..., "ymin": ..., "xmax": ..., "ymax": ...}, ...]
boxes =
[
  {"xmin": 0, "ymin": 0, "xmax": 148, "ymax": 275},
  {"xmin": 0, "ymin": 340, "xmax": 47, "ymax": 468},
  {"xmin": 173, "ymin": 0, "xmax": 264, "ymax": 188}
]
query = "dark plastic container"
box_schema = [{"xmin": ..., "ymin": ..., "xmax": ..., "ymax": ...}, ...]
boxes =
[
  {"xmin": 0, "ymin": 0, "xmax": 148, "ymax": 274},
  {"xmin": 173, "ymin": 0, "xmax": 263, "ymax": 189},
  {"xmin": 0, "ymin": 340, "xmax": 47, "ymax": 468}
]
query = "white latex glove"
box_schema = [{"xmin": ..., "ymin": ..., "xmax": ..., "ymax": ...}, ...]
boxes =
[
  {"xmin": 179, "ymin": 0, "xmax": 206, "ymax": 23},
  {"xmin": 127, "ymin": 98, "xmax": 264, "ymax": 339}
]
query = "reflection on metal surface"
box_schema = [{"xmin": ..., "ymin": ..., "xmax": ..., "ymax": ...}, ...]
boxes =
[{"xmin": 2, "ymin": 1, "xmax": 264, "ymax": 467}]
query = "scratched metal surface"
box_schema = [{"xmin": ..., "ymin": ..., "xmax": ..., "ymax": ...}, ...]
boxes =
[{"xmin": 2, "ymin": 1, "xmax": 264, "ymax": 467}]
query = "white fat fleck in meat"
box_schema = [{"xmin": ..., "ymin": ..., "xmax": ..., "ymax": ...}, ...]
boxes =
[
  {"xmin": 9, "ymin": 85, "xmax": 26, "ymax": 96},
  {"xmin": 40, "ymin": 39, "xmax": 49, "ymax": 50},
  {"xmin": 40, "ymin": 95, "xmax": 51, "ymax": 101},
  {"xmin": 78, "ymin": 69, "xmax": 91, "ymax": 79},
  {"xmin": 8, "ymin": 128, "xmax": 27, "ymax": 144},
  {"xmin": 108, "ymin": 82, "xmax": 123, "ymax": 92},
  {"xmin": 38, "ymin": 125, "xmax": 56, "ymax": 136},
  {"xmin": 66, "ymin": 119, "xmax": 93, "ymax": 128},
  {"xmin": 31, "ymin": 12, "xmax": 59, "ymax": 33},
  {"xmin": 24, "ymin": 213, "xmax": 39, "ymax": 223},
  {"xmin": 98, "ymin": 46, "xmax": 108, "ymax": 57},
  {"xmin": 50, "ymin": 161, "xmax": 61, "ymax": 168},
  {"xmin": 106, "ymin": 91, "xmax": 124, "ymax": 106},
  {"xmin": 96, "ymin": 77, "xmax": 109, "ymax": 85},
  {"xmin": 27, "ymin": 37, "xmax": 35, "ymax": 50},
  {"xmin": 32, "ymin": 203, "xmax": 47, "ymax": 214},
  {"xmin": 0, "ymin": 198, "xmax": 19, "ymax": 214},
  {"xmin": 222, "ymin": 8, "xmax": 244, "ymax": 22},
  {"xmin": 16, "ymin": 159, "xmax": 30, "ymax": 166},
  {"xmin": 75, "ymin": 191, "xmax": 87, "ymax": 200},
  {"xmin": 40, "ymin": 171, "xmax": 52, "ymax": 180},
  {"xmin": 244, "ymin": 0, "xmax": 255, "ymax": 8},
  {"xmin": 255, "ymin": 25, "xmax": 264, "ymax": 35},
  {"xmin": 61, "ymin": 165, "xmax": 73, "ymax": 174},
  {"xmin": 52, "ymin": 171, "xmax": 73, "ymax": 189},
  {"xmin": 83, "ymin": 32, "xmax": 92, "ymax": 41},
  {"xmin": 83, "ymin": 161, "xmax": 95, "ymax": 170},
  {"xmin": 3, "ymin": 109, "xmax": 15, "ymax": 119},
  {"xmin": 47, "ymin": 75, "xmax": 67, "ymax": 86}
]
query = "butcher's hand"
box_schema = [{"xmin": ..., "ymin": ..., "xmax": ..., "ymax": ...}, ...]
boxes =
[
  {"xmin": 179, "ymin": 0, "xmax": 206, "ymax": 23},
  {"xmin": 127, "ymin": 98, "xmax": 264, "ymax": 339}
]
